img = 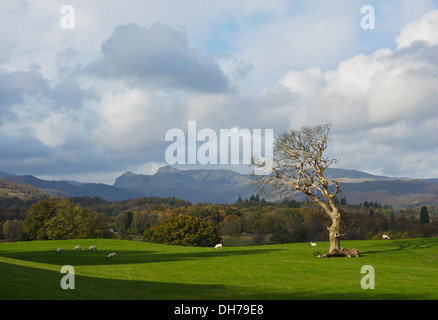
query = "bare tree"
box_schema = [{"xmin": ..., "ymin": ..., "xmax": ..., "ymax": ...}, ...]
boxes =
[{"xmin": 253, "ymin": 123, "xmax": 358, "ymax": 256}]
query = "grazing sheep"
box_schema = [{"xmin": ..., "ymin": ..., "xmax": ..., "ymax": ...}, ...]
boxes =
[
  {"xmin": 310, "ymin": 242, "xmax": 318, "ymax": 247},
  {"xmin": 74, "ymin": 246, "xmax": 82, "ymax": 251},
  {"xmin": 214, "ymin": 243, "xmax": 223, "ymax": 249},
  {"xmin": 88, "ymin": 245, "xmax": 97, "ymax": 251},
  {"xmin": 382, "ymin": 234, "xmax": 390, "ymax": 240},
  {"xmin": 106, "ymin": 252, "xmax": 116, "ymax": 260},
  {"xmin": 56, "ymin": 247, "xmax": 62, "ymax": 254}
]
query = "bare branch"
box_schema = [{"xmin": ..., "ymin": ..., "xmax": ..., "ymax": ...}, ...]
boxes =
[{"xmin": 252, "ymin": 122, "xmax": 341, "ymax": 219}]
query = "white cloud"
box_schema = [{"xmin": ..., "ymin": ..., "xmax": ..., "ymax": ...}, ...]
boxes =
[
  {"xmin": 277, "ymin": 44, "xmax": 438, "ymax": 131},
  {"xmin": 33, "ymin": 113, "xmax": 77, "ymax": 148},
  {"xmin": 396, "ymin": 9, "xmax": 438, "ymax": 48},
  {"xmin": 92, "ymin": 87, "xmax": 186, "ymax": 152},
  {"xmin": 269, "ymin": 9, "xmax": 438, "ymax": 178}
]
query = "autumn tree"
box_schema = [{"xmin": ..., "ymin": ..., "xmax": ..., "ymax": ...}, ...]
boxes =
[
  {"xmin": 44, "ymin": 200, "xmax": 106, "ymax": 239},
  {"xmin": 254, "ymin": 123, "xmax": 358, "ymax": 257},
  {"xmin": 144, "ymin": 214, "xmax": 221, "ymax": 247},
  {"xmin": 22, "ymin": 199, "xmax": 58, "ymax": 240},
  {"xmin": 2, "ymin": 219, "xmax": 23, "ymax": 241},
  {"xmin": 23, "ymin": 199, "xmax": 106, "ymax": 240}
]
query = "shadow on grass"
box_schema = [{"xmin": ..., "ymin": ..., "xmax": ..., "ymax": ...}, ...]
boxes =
[
  {"xmin": 359, "ymin": 238, "xmax": 438, "ymax": 256},
  {"xmin": 0, "ymin": 261, "xmax": 425, "ymax": 300},
  {"xmin": 0, "ymin": 261, "xmax": 227, "ymax": 300},
  {"xmin": 0, "ymin": 247, "xmax": 283, "ymax": 266}
]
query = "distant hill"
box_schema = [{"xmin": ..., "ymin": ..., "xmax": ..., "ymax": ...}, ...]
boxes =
[
  {"xmin": 1, "ymin": 175, "xmax": 142, "ymax": 202},
  {"xmin": 114, "ymin": 166, "xmax": 438, "ymax": 207},
  {"xmin": 323, "ymin": 168, "xmax": 392, "ymax": 181},
  {"xmin": 0, "ymin": 172, "xmax": 14, "ymax": 179},
  {"xmin": 114, "ymin": 166, "xmax": 254, "ymax": 204},
  {"xmin": 337, "ymin": 179, "xmax": 438, "ymax": 208},
  {"xmin": 0, "ymin": 179, "xmax": 48, "ymax": 200},
  {"xmin": 2, "ymin": 166, "xmax": 438, "ymax": 207}
]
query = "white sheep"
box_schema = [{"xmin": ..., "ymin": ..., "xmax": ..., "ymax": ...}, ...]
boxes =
[
  {"xmin": 310, "ymin": 242, "xmax": 318, "ymax": 247},
  {"xmin": 382, "ymin": 234, "xmax": 390, "ymax": 240},
  {"xmin": 214, "ymin": 243, "xmax": 223, "ymax": 249},
  {"xmin": 106, "ymin": 252, "xmax": 117, "ymax": 259},
  {"xmin": 56, "ymin": 247, "xmax": 62, "ymax": 254},
  {"xmin": 88, "ymin": 245, "xmax": 97, "ymax": 251},
  {"xmin": 74, "ymin": 245, "xmax": 82, "ymax": 251}
]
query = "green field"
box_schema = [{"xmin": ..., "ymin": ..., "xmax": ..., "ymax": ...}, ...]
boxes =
[{"xmin": 0, "ymin": 238, "xmax": 437, "ymax": 300}]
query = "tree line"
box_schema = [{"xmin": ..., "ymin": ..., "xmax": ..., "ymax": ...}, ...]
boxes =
[{"xmin": 1, "ymin": 194, "xmax": 436, "ymax": 245}]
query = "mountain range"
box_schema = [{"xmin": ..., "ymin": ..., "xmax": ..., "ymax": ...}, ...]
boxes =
[{"xmin": 1, "ymin": 166, "xmax": 438, "ymax": 208}]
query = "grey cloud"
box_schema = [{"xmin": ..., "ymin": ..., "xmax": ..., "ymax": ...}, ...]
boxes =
[
  {"xmin": 56, "ymin": 47, "xmax": 80, "ymax": 67},
  {"xmin": 0, "ymin": 134, "xmax": 50, "ymax": 159},
  {"xmin": 0, "ymin": 58, "xmax": 95, "ymax": 117},
  {"xmin": 50, "ymin": 76, "xmax": 96, "ymax": 109},
  {"xmin": 86, "ymin": 23, "xmax": 229, "ymax": 92},
  {"xmin": 0, "ymin": 65, "xmax": 49, "ymax": 115},
  {"xmin": 233, "ymin": 58, "xmax": 255, "ymax": 79},
  {"xmin": 0, "ymin": 41, "xmax": 16, "ymax": 64},
  {"xmin": 392, "ymin": 41, "xmax": 438, "ymax": 77},
  {"xmin": 2, "ymin": 0, "xmax": 29, "ymax": 15},
  {"xmin": 0, "ymin": 132, "xmax": 111, "ymax": 177}
]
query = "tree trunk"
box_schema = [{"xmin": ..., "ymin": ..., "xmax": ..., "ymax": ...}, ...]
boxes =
[
  {"xmin": 328, "ymin": 214, "xmax": 341, "ymax": 253},
  {"xmin": 318, "ymin": 213, "xmax": 360, "ymax": 258}
]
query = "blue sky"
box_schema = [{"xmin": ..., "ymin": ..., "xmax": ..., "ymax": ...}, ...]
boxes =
[{"xmin": 1, "ymin": 0, "xmax": 438, "ymax": 183}]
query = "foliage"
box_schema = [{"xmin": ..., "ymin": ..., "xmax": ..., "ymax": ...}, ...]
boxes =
[
  {"xmin": 0, "ymin": 179, "xmax": 49, "ymax": 200},
  {"xmin": 2, "ymin": 219, "xmax": 23, "ymax": 241},
  {"xmin": 144, "ymin": 214, "xmax": 221, "ymax": 247},
  {"xmin": 1, "ymin": 191, "xmax": 438, "ymax": 244},
  {"xmin": 22, "ymin": 199, "xmax": 107, "ymax": 240},
  {"xmin": 420, "ymin": 206, "xmax": 430, "ymax": 224},
  {"xmin": 22, "ymin": 199, "xmax": 59, "ymax": 240}
]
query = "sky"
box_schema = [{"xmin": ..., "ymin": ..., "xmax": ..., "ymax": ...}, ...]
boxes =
[{"xmin": 1, "ymin": 0, "xmax": 438, "ymax": 184}]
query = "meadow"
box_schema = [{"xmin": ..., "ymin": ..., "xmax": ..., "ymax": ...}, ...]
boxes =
[{"xmin": 0, "ymin": 238, "xmax": 436, "ymax": 300}]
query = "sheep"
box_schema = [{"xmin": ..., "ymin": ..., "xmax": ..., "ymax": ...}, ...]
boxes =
[
  {"xmin": 382, "ymin": 234, "xmax": 390, "ymax": 240},
  {"xmin": 56, "ymin": 247, "xmax": 62, "ymax": 254},
  {"xmin": 310, "ymin": 242, "xmax": 318, "ymax": 247},
  {"xmin": 106, "ymin": 252, "xmax": 116, "ymax": 260},
  {"xmin": 88, "ymin": 245, "xmax": 97, "ymax": 251},
  {"xmin": 214, "ymin": 243, "xmax": 223, "ymax": 249},
  {"xmin": 74, "ymin": 245, "xmax": 82, "ymax": 251}
]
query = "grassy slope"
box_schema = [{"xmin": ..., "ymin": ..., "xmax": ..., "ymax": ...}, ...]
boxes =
[{"xmin": 0, "ymin": 238, "xmax": 437, "ymax": 300}]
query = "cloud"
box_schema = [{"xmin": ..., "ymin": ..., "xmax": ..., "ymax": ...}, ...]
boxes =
[
  {"xmin": 1, "ymin": 0, "xmax": 29, "ymax": 15},
  {"xmin": 278, "ymin": 44, "xmax": 438, "ymax": 132},
  {"xmin": 1, "ymin": 3, "xmax": 438, "ymax": 182},
  {"xmin": 0, "ymin": 133, "xmax": 50, "ymax": 160},
  {"xmin": 396, "ymin": 9, "xmax": 438, "ymax": 48},
  {"xmin": 86, "ymin": 23, "xmax": 230, "ymax": 93},
  {"xmin": 272, "ymin": 9, "xmax": 438, "ymax": 177},
  {"xmin": 92, "ymin": 87, "xmax": 187, "ymax": 154},
  {"xmin": 0, "ymin": 64, "xmax": 49, "ymax": 116},
  {"xmin": 0, "ymin": 41, "xmax": 16, "ymax": 64}
]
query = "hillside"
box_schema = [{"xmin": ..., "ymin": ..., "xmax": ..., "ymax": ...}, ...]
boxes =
[
  {"xmin": 0, "ymin": 179, "xmax": 48, "ymax": 200},
  {"xmin": 114, "ymin": 166, "xmax": 254, "ymax": 204},
  {"xmin": 338, "ymin": 179, "xmax": 438, "ymax": 208},
  {"xmin": 1, "ymin": 175, "xmax": 142, "ymax": 202}
]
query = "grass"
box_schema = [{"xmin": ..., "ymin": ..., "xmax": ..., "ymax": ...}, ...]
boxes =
[{"xmin": 0, "ymin": 238, "xmax": 437, "ymax": 300}]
